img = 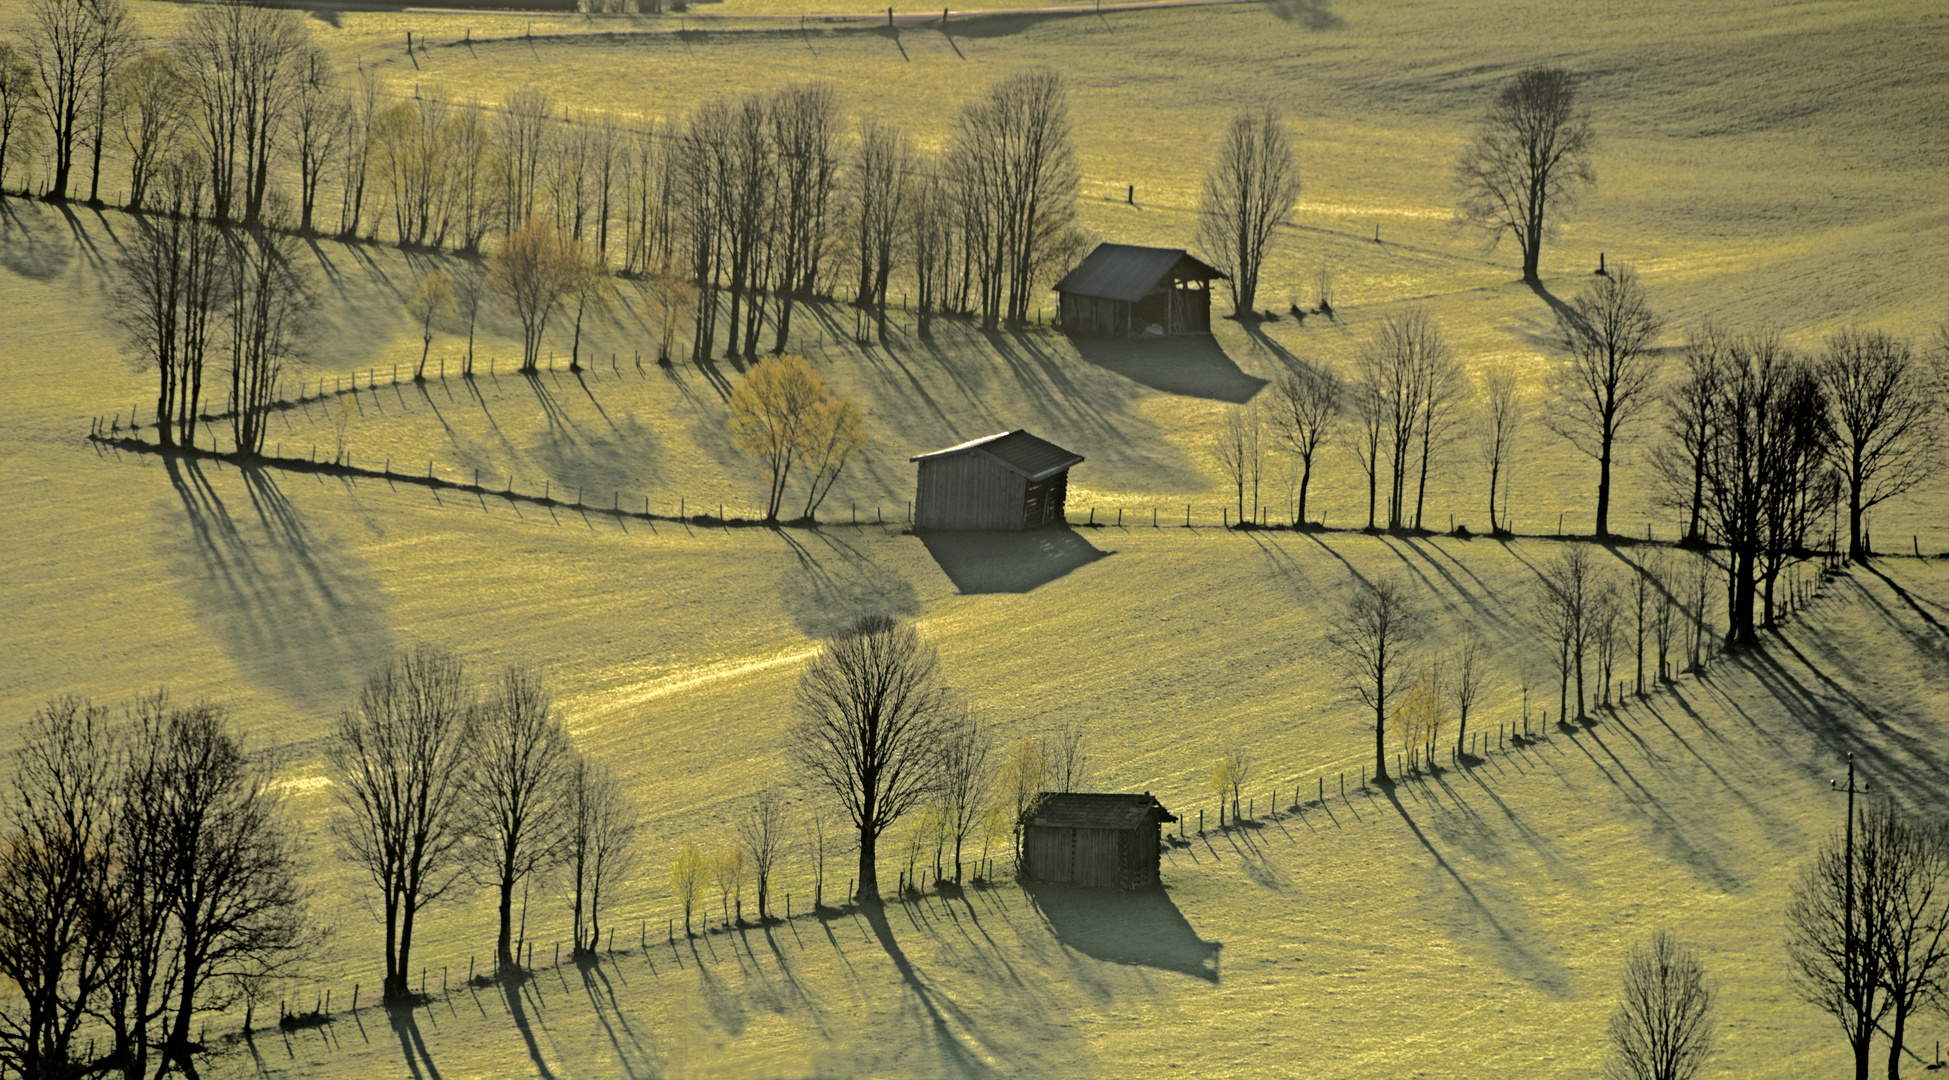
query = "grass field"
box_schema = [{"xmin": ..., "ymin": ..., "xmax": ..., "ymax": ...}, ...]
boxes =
[{"xmin": 4, "ymin": 0, "xmax": 1949, "ymax": 1075}]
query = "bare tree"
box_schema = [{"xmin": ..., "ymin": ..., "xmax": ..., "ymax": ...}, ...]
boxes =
[
  {"xmin": 1549, "ymin": 265, "xmax": 1663, "ymax": 537},
  {"xmin": 1605, "ymin": 930, "xmax": 1717, "ymax": 1080},
  {"xmin": 328, "ymin": 644, "xmax": 477, "ymax": 1000},
  {"xmin": 1818, "ymin": 328, "xmax": 1941, "ymax": 562},
  {"xmin": 109, "ymin": 51, "xmax": 184, "ymax": 212},
  {"xmin": 1788, "ymin": 801, "xmax": 1897, "ymax": 1080},
  {"xmin": 0, "ymin": 698, "xmax": 119, "ymax": 1080},
  {"xmin": 1478, "ymin": 362, "xmax": 1524, "ymax": 533},
  {"xmin": 225, "ymin": 222, "xmax": 312, "ymax": 456},
  {"xmin": 468, "ymin": 666, "xmax": 572, "ymax": 975},
  {"xmin": 1046, "ymin": 723, "xmax": 1089, "ymax": 794},
  {"xmin": 1698, "ymin": 332, "xmax": 1834, "ymax": 643},
  {"xmin": 1539, "ymin": 545, "xmax": 1598, "ymax": 722},
  {"xmin": 0, "ymin": 42, "xmax": 40, "ymax": 195},
  {"xmin": 1347, "ymin": 367, "xmax": 1387, "ymax": 529},
  {"xmin": 1454, "ymin": 65, "xmax": 1597, "ymax": 284},
  {"xmin": 489, "ymin": 218, "xmax": 582, "ymax": 372},
  {"xmin": 176, "ymin": 2, "xmax": 311, "ymax": 225},
  {"xmin": 935, "ymin": 710, "xmax": 993, "ymax": 884},
  {"xmin": 1324, "ymin": 577, "xmax": 1424, "ymax": 784},
  {"xmin": 111, "ymin": 155, "xmax": 228, "ymax": 450},
  {"xmin": 953, "ymin": 69, "xmax": 1080, "ymax": 328},
  {"xmin": 1356, "ymin": 308, "xmax": 1454, "ymax": 529},
  {"xmin": 1196, "ymin": 106, "xmax": 1302, "ymax": 317},
  {"xmin": 770, "ymin": 82, "xmax": 841, "ymax": 352},
  {"xmin": 669, "ymin": 842, "xmax": 705, "ymax": 936},
  {"xmin": 283, "ymin": 47, "xmax": 338, "ymax": 236},
  {"xmin": 81, "ymin": 0, "xmax": 136, "ymax": 205},
  {"xmin": 1212, "ymin": 400, "xmax": 1267, "ymax": 525},
  {"xmin": 788, "ymin": 614, "xmax": 958, "ymax": 903},
  {"xmin": 998, "ymin": 736, "xmax": 1049, "ymax": 871},
  {"xmin": 335, "ymin": 65, "xmax": 378, "ymax": 239},
  {"xmin": 1450, "ymin": 626, "xmax": 1486, "ymax": 758},
  {"xmin": 846, "ymin": 118, "xmax": 911, "ymax": 319},
  {"xmin": 1653, "ymin": 324, "xmax": 1729, "ymax": 545},
  {"xmin": 722, "ymin": 92, "xmax": 776, "ymax": 358},
  {"xmin": 675, "ymin": 98, "xmax": 732, "ymax": 361},
  {"xmin": 1265, "ymin": 365, "xmax": 1340, "ymax": 527},
  {"xmin": 408, "ymin": 269, "xmax": 455, "ymax": 380},
  {"xmin": 737, "ymin": 790, "xmax": 787, "ymax": 921},
  {"xmin": 24, "ymin": 0, "xmax": 98, "ymax": 200},
  {"xmin": 497, "ymin": 89, "xmax": 552, "ymax": 239},
  {"xmin": 1647, "ymin": 551, "xmax": 1679, "ymax": 682},
  {"xmin": 114, "ymin": 693, "xmax": 310, "ymax": 1079},
  {"xmin": 908, "ymin": 161, "xmax": 959, "ymax": 339},
  {"xmin": 563, "ymin": 755, "xmax": 635, "ymax": 956}
]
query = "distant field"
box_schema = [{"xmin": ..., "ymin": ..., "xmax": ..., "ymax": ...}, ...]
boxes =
[{"xmin": 4, "ymin": 0, "xmax": 1949, "ymax": 1075}]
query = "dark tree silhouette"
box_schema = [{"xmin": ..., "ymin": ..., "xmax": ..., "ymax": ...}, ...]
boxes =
[
  {"xmin": 1324, "ymin": 578, "xmax": 1423, "ymax": 783},
  {"xmin": 1455, "ymin": 66, "xmax": 1596, "ymax": 284},
  {"xmin": 328, "ymin": 645, "xmax": 476, "ymax": 1000},
  {"xmin": 1605, "ymin": 930, "xmax": 1717, "ymax": 1080},
  {"xmin": 1817, "ymin": 328, "xmax": 1941, "ymax": 562},
  {"xmin": 1197, "ymin": 106, "xmax": 1302, "ymax": 317},
  {"xmin": 1267, "ymin": 365, "xmax": 1341, "ymax": 527},
  {"xmin": 467, "ymin": 666, "xmax": 571, "ymax": 975},
  {"xmin": 788, "ymin": 615, "xmax": 959, "ymax": 903},
  {"xmin": 111, "ymin": 155, "xmax": 228, "ymax": 449},
  {"xmin": 564, "ymin": 755, "xmax": 636, "ymax": 956},
  {"xmin": 1548, "ymin": 265, "xmax": 1662, "ymax": 538}
]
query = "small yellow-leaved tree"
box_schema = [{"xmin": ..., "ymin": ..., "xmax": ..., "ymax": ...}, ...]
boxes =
[
  {"xmin": 729, "ymin": 354, "xmax": 866, "ymax": 522},
  {"xmin": 670, "ymin": 842, "xmax": 705, "ymax": 936}
]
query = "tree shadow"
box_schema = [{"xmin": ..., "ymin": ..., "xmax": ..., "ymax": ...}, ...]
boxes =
[
  {"xmin": 385, "ymin": 1004, "xmax": 443, "ymax": 1080},
  {"xmin": 918, "ymin": 527, "xmax": 1111, "ymax": 594},
  {"xmin": 502, "ymin": 976, "xmax": 559, "ymax": 1080},
  {"xmin": 0, "ymin": 195, "xmax": 77, "ymax": 281},
  {"xmin": 158, "ymin": 456, "xmax": 394, "ymax": 715},
  {"xmin": 575, "ymin": 957, "xmax": 662, "ymax": 1079},
  {"xmin": 1070, "ymin": 334, "xmax": 1268, "ymax": 404},
  {"xmin": 776, "ymin": 528, "xmax": 921, "ymax": 637},
  {"xmin": 1264, "ymin": 0, "xmax": 1344, "ymax": 28},
  {"xmin": 857, "ymin": 903, "xmax": 1000, "ymax": 1079},
  {"xmin": 1020, "ymin": 881, "xmax": 1220, "ymax": 982}
]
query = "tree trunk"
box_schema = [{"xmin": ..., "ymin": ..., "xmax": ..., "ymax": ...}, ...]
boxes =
[
  {"xmin": 1595, "ymin": 433, "xmax": 1613, "ymax": 536},
  {"xmin": 1849, "ymin": 484, "xmax": 1865, "ymax": 562},
  {"xmin": 391, "ymin": 904, "xmax": 417, "ymax": 999},
  {"xmin": 1372, "ymin": 699, "xmax": 1389, "ymax": 783},
  {"xmin": 497, "ymin": 876, "xmax": 516, "ymax": 972},
  {"xmin": 856, "ymin": 828, "xmax": 879, "ymax": 902},
  {"xmin": 1298, "ymin": 456, "xmax": 1313, "ymax": 526}
]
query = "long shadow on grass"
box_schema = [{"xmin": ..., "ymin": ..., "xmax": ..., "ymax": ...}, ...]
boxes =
[
  {"xmin": 918, "ymin": 527, "xmax": 1111, "ymax": 594},
  {"xmin": 160, "ymin": 456, "xmax": 393, "ymax": 715},
  {"xmin": 386, "ymin": 1004, "xmax": 443, "ymax": 1080},
  {"xmin": 576, "ymin": 956, "xmax": 661, "ymax": 1079},
  {"xmin": 778, "ymin": 528, "xmax": 921, "ymax": 637},
  {"xmin": 1378, "ymin": 786, "xmax": 1573, "ymax": 998},
  {"xmin": 860, "ymin": 903, "xmax": 1002, "ymax": 1079},
  {"xmin": 1020, "ymin": 881, "xmax": 1220, "ymax": 982},
  {"xmin": 502, "ymin": 976, "xmax": 560, "ymax": 1079}
]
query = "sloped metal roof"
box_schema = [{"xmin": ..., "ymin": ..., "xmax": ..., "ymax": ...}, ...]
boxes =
[
  {"xmin": 909, "ymin": 430, "xmax": 1084, "ymax": 483},
  {"xmin": 1052, "ymin": 243, "xmax": 1228, "ymax": 303},
  {"xmin": 1026, "ymin": 792, "xmax": 1178, "ymax": 830}
]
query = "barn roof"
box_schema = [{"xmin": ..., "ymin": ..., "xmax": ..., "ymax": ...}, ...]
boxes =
[
  {"xmin": 909, "ymin": 430, "xmax": 1084, "ymax": 483},
  {"xmin": 1026, "ymin": 792, "xmax": 1178, "ymax": 830},
  {"xmin": 1052, "ymin": 244, "xmax": 1228, "ymax": 303}
]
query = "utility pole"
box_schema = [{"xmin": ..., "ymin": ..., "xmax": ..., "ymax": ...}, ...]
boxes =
[{"xmin": 1831, "ymin": 752, "xmax": 1870, "ymax": 1025}]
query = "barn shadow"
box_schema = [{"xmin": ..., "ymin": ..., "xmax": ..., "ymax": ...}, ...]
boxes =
[
  {"xmin": 918, "ymin": 527, "xmax": 1111, "ymax": 594},
  {"xmin": 1021, "ymin": 882, "xmax": 1221, "ymax": 983},
  {"xmin": 1070, "ymin": 335, "xmax": 1267, "ymax": 404}
]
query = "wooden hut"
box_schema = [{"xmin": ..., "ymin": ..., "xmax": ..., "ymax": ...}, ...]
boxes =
[
  {"xmin": 1021, "ymin": 793, "xmax": 1177, "ymax": 890},
  {"xmin": 910, "ymin": 430, "xmax": 1084, "ymax": 531},
  {"xmin": 1053, "ymin": 243, "xmax": 1227, "ymax": 337}
]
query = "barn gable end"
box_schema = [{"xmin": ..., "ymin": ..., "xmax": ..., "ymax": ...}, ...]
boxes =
[{"xmin": 910, "ymin": 430, "xmax": 1084, "ymax": 531}]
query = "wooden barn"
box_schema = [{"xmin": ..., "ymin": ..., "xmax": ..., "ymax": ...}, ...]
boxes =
[
  {"xmin": 1053, "ymin": 243, "xmax": 1227, "ymax": 337},
  {"xmin": 1021, "ymin": 793, "xmax": 1177, "ymax": 890},
  {"xmin": 910, "ymin": 430, "xmax": 1084, "ymax": 531}
]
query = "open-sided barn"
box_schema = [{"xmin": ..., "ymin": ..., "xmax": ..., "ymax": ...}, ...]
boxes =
[
  {"xmin": 1022, "ymin": 792, "xmax": 1177, "ymax": 890},
  {"xmin": 909, "ymin": 430, "xmax": 1084, "ymax": 531},
  {"xmin": 1053, "ymin": 243, "xmax": 1227, "ymax": 336}
]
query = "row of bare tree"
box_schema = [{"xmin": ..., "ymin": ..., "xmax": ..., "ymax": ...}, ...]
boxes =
[
  {"xmin": 0, "ymin": 694, "xmax": 309, "ymax": 1080},
  {"xmin": 329, "ymin": 645, "xmax": 637, "ymax": 999}
]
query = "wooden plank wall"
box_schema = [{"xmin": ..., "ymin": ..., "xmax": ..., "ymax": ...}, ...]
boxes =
[{"xmin": 916, "ymin": 454, "xmax": 1028, "ymax": 530}]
